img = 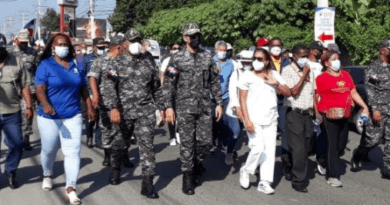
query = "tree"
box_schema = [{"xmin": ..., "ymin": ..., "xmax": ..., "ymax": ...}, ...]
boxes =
[{"xmin": 40, "ymin": 8, "xmax": 60, "ymax": 32}]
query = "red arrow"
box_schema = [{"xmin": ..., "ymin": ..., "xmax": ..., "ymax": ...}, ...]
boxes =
[{"xmin": 318, "ymin": 32, "xmax": 334, "ymax": 43}]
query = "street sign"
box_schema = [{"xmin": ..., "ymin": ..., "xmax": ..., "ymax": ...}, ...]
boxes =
[{"xmin": 314, "ymin": 7, "xmax": 335, "ymax": 48}]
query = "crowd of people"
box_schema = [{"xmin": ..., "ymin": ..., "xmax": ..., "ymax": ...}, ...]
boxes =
[{"xmin": 0, "ymin": 22, "xmax": 390, "ymax": 204}]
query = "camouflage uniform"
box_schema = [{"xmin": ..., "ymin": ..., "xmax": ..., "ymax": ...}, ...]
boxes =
[
  {"xmin": 11, "ymin": 46, "xmax": 38, "ymax": 137},
  {"xmin": 100, "ymin": 53, "xmax": 163, "ymax": 176},
  {"xmin": 87, "ymin": 55, "xmax": 118, "ymax": 148},
  {"xmin": 163, "ymin": 47, "xmax": 223, "ymax": 172},
  {"xmin": 354, "ymin": 58, "xmax": 390, "ymax": 176}
]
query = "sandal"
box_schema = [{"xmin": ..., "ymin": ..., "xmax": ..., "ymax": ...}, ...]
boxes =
[
  {"xmin": 65, "ymin": 190, "xmax": 82, "ymax": 205},
  {"xmin": 42, "ymin": 176, "xmax": 53, "ymax": 191}
]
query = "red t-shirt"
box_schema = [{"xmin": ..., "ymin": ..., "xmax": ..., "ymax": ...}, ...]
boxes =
[{"xmin": 315, "ymin": 70, "xmax": 355, "ymax": 117}]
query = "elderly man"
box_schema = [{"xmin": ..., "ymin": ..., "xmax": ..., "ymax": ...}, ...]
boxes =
[
  {"xmin": 0, "ymin": 45, "xmax": 33, "ymax": 189},
  {"xmin": 164, "ymin": 23, "xmax": 223, "ymax": 195}
]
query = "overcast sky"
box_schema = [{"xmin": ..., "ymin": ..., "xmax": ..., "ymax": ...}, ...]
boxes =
[{"xmin": 0, "ymin": 0, "xmax": 116, "ymax": 40}]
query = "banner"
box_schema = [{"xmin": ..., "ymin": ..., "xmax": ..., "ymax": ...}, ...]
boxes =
[
  {"xmin": 75, "ymin": 18, "xmax": 107, "ymax": 39},
  {"xmin": 314, "ymin": 7, "xmax": 336, "ymax": 48}
]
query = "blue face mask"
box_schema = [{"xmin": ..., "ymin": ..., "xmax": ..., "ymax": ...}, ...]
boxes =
[
  {"xmin": 297, "ymin": 57, "xmax": 308, "ymax": 68},
  {"xmin": 217, "ymin": 52, "xmax": 227, "ymax": 60},
  {"xmin": 331, "ymin": 60, "xmax": 341, "ymax": 71}
]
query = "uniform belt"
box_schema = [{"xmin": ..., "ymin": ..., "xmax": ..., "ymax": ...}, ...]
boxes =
[{"xmin": 288, "ymin": 107, "xmax": 313, "ymax": 115}]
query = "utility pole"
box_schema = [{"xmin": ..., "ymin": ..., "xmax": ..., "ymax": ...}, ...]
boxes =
[
  {"xmin": 6, "ymin": 17, "xmax": 15, "ymax": 40},
  {"xmin": 37, "ymin": 0, "xmax": 42, "ymax": 41},
  {"xmin": 89, "ymin": 0, "xmax": 96, "ymax": 39},
  {"xmin": 20, "ymin": 11, "xmax": 28, "ymax": 29}
]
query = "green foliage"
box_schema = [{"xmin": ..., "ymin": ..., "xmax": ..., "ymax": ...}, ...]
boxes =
[{"xmin": 40, "ymin": 8, "xmax": 60, "ymax": 32}]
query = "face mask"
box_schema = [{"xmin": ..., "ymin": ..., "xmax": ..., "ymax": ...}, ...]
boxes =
[
  {"xmin": 217, "ymin": 51, "xmax": 226, "ymax": 60},
  {"xmin": 19, "ymin": 43, "xmax": 28, "ymax": 50},
  {"xmin": 81, "ymin": 49, "xmax": 87, "ymax": 54},
  {"xmin": 129, "ymin": 42, "xmax": 142, "ymax": 55},
  {"xmin": 252, "ymin": 60, "xmax": 265, "ymax": 71},
  {"xmin": 55, "ymin": 46, "xmax": 69, "ymax": 59},
  {"xmin": 270, "ymin": 47, "xmax": 282, "ymax": 56},
  {"xmin": 97, "ymin": 49, "xmax": 105, "ymax": 56},
  {"xmin": 330, "ymin": 60, "xmax": 341, "ymax": 71},
  {"xmin": 190, "ymin": 35, "xmax": 200, "ymax": 49},
  {"xmin": 296, "ymin": 57, "xmax": 308, "ymax": 68},
  {"xmin": 261, "ymin": 47, "xmax": 269, "ymax": 52},
  {"xmin": 170, "ymin": 50, "xmax": 179, "ymax": 54}
]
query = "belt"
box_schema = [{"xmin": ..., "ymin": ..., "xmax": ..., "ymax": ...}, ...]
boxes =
[{"xmin": 287, "ymin": 107, "xmax": 313, "ymax": 116}]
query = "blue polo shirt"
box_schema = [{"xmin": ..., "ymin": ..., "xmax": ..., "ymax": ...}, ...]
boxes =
[
  {"xmin": 35, "ymin": 57, "xmax": 86, "ymax": 119},
  {"xmin": 213, "ymin": 56, "xmax": 234, "ymax": 100}
]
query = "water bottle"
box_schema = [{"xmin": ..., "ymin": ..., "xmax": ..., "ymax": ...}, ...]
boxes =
[
  {"xmin": 357, "ymin": 114, "xmax": 368, "ymax": 126},
  {"xmin": 313, "ymin": 119, "xmax": 321, "ymax": 137}
]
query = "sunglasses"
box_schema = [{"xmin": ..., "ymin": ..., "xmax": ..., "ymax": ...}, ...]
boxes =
[
  {"xmin": 171, "ymin": 47, "xmax": 181, "ymax": 50},
  {"xmin": 253, "ymin": 57, "xmax": 264, "ymax": 62}
]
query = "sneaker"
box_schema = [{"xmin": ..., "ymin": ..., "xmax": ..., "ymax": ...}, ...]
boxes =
[
  {"xmin": 327, "ymin": 178, "xmax": 342, "ymax": 187},
  {"xmin": 240, "ymin": 167, "xmax": 250, "ymax": 189},
  {"xmin": 317, "ymin": 162, "xmax": 326, "ymax": 176},
  {"xmin": 170, "ymin": 138, "xmax": 177, "ymax": 146},
  {"xmin": 225, "ymin": 153, "xmax": 234, "ymax": 165},
  {"xmin": 209, "ymin": 146, "xmax": 217, "ymax": 154},
  {"xmin": 257, "ymin": 181, "xmax": 274, "ymax": 195},
  {"xmin": 175, "ymin": 133, "xmax": 180, "ymax": 144}
]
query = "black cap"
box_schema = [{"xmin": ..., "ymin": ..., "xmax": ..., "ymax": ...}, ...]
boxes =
[
  {"xmin": 0, "ymin": 33, "xmax": 6, "ymax": 48},
  {"xmin": 328, "ymin": 43, "xmax": 341, "ymax": 54},
  {"xmin": 93, "ymin": 38, "xmax": 105, "ymax": 47},
  {"xmin": 378, "ymin": 39, "xmax": 390, "ymax": 50},
  {"xmin": 309, "ymin": 41, "xmax": 325, "ymax": 51}
]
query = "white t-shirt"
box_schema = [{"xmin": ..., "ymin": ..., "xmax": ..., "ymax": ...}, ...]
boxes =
[
  {"xmin": 307, "ymin": 60, "xmax": 323, "ymax": 79},
  {"xmin": 238, "ymin": 70, "xmax": 287, "ymax": 125},
  {"xmin": 160, "ymin": 56, "xmax": 171, "ymax": 72}
]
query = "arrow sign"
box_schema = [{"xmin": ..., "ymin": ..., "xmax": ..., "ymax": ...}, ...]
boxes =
[{"xmin": 318, "ymin": 32, "xmax": 334, "ymax": 43}]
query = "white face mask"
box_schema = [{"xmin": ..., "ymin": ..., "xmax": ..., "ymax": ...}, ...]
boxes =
[
  {"xmin": 170, "ymin": 50, "xmax": 179, "ymax": 54},
  {"xmin": 270, "ymin": 47, "xmax": 282, "ymax": 56},
  {"xmin": 129, "ymin": 42, "xmax": 142, "ymax": 55},
  {"xmin": 55, "ymin": 46, "xmax": 69, "ymax": 59},
  {"xmin": 217, "ymin": 51, "xmax": 227, "ymax": 60},
  {"xmin": 297, "ymin": 57, "xmax": 308, "ymax": 68},
  {"xmin": 330, "ymin": 60, "xmax": 341, "ymax": 71},
  {"xmin": 97, "ymin": 49, "xmax": 105, "ymax": 56},
  {"xmin": 252, "ymin": 60, "xmax": 265, "ymax": 71},
  {"xmin": 81, "ymin": 49, "xmax": 87, "ymax": 54}
]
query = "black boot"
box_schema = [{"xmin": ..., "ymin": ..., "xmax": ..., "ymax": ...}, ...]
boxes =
[
  {"xmin": 141, "ymin": 175, "xmax": 159, "ymax": 199},
  {"xmin": 182, "ymin": 171, "xmax": 195, "ymax": 195},
  {"xmin": 102, "ymin": 149, "xmax": 111, "ymax": 167},
  {"xmin": 193, "ymin": 159, "xmax": 206, "ymax": 186},
  {"xmin": 121, "ymin": 149, "xmax": 134, "ymax": 168},
  {"xmin": 109, "ymin": 168, "xmax": 121, "ymax": 185},
  {"xmin": 87, "ymin": 136, "xmax": 93, "ymax": 148},
  {"xmin": 23, "ymin": 135, "xmax": 32, "ymax": 151},
  {"xmin": 6, "ymin": 172, "xmax": 18, "ymax": 189},
  {"xmin": 351, "ymin": 148, "xmax": 365, "ymax": 172}
]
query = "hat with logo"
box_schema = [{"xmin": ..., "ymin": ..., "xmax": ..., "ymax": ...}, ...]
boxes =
[
  {"xmin": 93, "ymin": 38, "xmax": 106, "ymax": 47},
  {"xmin": 183, "ymin": 23, "xmax": 201, "ymax": 36},
  {"xmin": 125, "ymin": 28, "xmax": 142, "ymax": 41}
]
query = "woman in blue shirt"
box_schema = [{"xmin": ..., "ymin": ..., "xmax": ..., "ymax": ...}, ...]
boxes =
[{"xmin": 35, "ymin": 34, "xmax": 95, "ymax": 205}]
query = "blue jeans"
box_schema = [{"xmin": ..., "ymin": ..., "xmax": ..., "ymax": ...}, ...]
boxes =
[
  {"xmin": 226, "ymin": 117, "xmax": 244, "ymax": 154},
  {"xmin": 38, "ymin": 114, "xmax": 83, "ymax": 189},
  {"xmin": 0, "ymin": 112, "xmax": 24, "ymax": 174}
]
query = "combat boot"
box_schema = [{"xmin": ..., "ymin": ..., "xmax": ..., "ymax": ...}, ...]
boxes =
[
  {"xmin": 193, "ymin": 159, "xmax": 206, "ymax": 186},
  {"xmin": 141, "ymin": 175, "xmax": 159, "ymax": 199},
  {"xmin": 109, "ymin": 168, "xmax": 121, "ymax": 185},
  {"xmin": 102, "ymin": 149, "xmax": 111, "ymax": 167},
  {"xmin": 86, "ymin": 136, "xmax": 93, "ymax": 148},
  {"xmin": 182, "ymin": 171, "xmax": 195, "ymax": 195},
  {"xmin": 121, "ymin": 149, "xmax": 134, "ymax": 168}
]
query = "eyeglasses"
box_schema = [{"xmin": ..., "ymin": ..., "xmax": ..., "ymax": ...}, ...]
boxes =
[{"xmin": 253, "ymin": 57, "xmax": 264, "ymax": 62}]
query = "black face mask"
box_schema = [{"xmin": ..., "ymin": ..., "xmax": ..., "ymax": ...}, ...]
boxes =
[
  {"xmin": 190, "ymin": 35, "xmax": 201, "ymax": 49},
  {"xmin": 19, "ymin": 43, "xmax": 28, "ymax": 50},
  {"xmin": 227, "ymin": 50, "xmax": 233, "ymax": 59}
]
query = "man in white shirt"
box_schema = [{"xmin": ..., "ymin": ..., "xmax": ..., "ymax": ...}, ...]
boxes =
[{"xmin": 281, "ymin": 45, "xmax": 315, "ymax": 193}]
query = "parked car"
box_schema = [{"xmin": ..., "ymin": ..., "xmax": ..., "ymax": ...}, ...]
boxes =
[{"xmin": 343, "ymin": 66, "xmax": 367, "ymax": 134}]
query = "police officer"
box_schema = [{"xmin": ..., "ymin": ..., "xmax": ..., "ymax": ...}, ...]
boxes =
[
  {"xmin": 82, "ymin": 38, "xmax": 106, "ymax": 148},
  {"xmin": 351, "ymin": 39, "xmax": 390, "ymax": 180},
  {"xmin": 100, "ymin": 29, "xmax": 163, "ymax": 199},
  {"xmin": 87, "ymin": 34, "xmax": 134, "ymax": 168},
  {"xmin": 12, "ymin": 29, "xmax": 38, "ymax": 151},
  {"xmin": 164, "ymin": 23, "xmax": 223, "ymax": 195}
]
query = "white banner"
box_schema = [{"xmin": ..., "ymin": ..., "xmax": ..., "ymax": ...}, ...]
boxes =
[{"xmin": 314, "ymin": 7, "xmax": 335, "ymax": 48}]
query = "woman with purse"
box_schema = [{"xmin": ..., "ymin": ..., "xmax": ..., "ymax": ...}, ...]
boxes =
[{"xmin": 315, "ymin": 51, "xmax": 369, "ymax": 187}]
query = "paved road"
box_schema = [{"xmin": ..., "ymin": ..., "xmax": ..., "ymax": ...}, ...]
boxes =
[{"xmin": 1, "ymin": 116, "xmax": 389, "ymax": 205}]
